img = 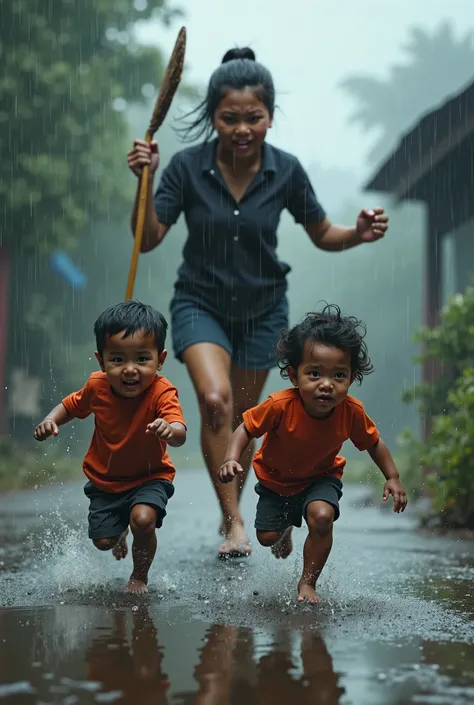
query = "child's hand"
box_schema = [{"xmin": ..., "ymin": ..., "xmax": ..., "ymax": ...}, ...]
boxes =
[
  {"xmin": 146, "ymin": 418, "xmax": 173, "ymax": 441},
  {"xmin": 34, "ymin": 418, "xmax": 59, "ymax": 441},
  {"xmin": 218, "ymin": 461, "xmax": 244, "ymax": 484},
  {"xmin": 383, "ymin": 479, "xmax": 407, "ymax": 513}
]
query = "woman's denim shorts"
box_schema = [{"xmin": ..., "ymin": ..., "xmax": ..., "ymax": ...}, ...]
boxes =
[{"xmin": 170, "ymin": 295, "xmax": 289, "ymax": 371}]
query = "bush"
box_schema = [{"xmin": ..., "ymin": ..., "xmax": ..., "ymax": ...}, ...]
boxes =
[
  {"xmin": 402, "ymin": 289, "xmax": 474, "ymax": 416},
  {"xmin": 401, "ymin": 286, "xmax": 474, "ymax": 527},
  {"xmin": 344, "ymin": 432, "xmax": 424, "ymax": 505},
  {"xmin": 421, "ymin": 368, "xmax": 474, "ymax": 527}
]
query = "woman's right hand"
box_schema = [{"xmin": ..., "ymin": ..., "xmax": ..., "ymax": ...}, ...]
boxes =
[{"xmin": 127, "ymin": 139, "xmax": 160, "ymax": 178}]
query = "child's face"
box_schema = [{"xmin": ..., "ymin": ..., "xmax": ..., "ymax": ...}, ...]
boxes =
[
  {"xmin": 95, "ymin": 329, "xmax": 167, "ymax": 399},
  {"xmin": 289, "ymin": 342, "xmax": 353, "ymax": 418}
]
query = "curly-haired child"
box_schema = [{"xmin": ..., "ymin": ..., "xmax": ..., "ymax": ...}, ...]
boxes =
[{"xmin": 218, "ymin": 305, "xmax": 407, "ymax": 603}]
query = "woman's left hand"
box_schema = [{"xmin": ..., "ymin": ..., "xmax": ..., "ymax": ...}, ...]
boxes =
[{"xmin": 355, "ymin": 207, "xmax": 389, "ymax": 243}]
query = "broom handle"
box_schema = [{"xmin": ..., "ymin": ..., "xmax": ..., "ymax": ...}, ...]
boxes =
[{"xmin": 125, "ymin": 132, "xmax": 153, "ymax": 300}]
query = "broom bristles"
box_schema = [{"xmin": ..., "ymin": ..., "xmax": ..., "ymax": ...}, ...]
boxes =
[{"xmin": 148, "ymin": 26, "xmax": 186, "ymax": 136}]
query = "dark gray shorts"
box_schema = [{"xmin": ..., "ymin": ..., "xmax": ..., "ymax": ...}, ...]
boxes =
[
  {"xmin": 254, "ymin": 476, "xmax": 343, "ymax": 531},
  {"xmin": 170, "ymin": 295, "xmax": 289, "ymax": 370},
  {"xmin": 84, "ymin": 479, "xmax": 175, "ymax": 540}
]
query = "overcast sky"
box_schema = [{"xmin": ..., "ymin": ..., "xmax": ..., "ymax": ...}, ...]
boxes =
[{"xmin": 135, "ymin": 0, "xmax": 474, "ymax": 181}]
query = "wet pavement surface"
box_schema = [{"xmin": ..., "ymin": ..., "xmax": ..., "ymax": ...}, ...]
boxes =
[{"xmin": 1, "ymin": 470, "xmax": 474, "ymax": 704}]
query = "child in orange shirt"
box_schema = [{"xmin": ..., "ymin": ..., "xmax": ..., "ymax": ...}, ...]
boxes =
[
  {"xmin": 218, "ymin": 305, "xmax": 407, "ymax": 604},
  {"xmin": 34, "ymin": 301, "xmax": 186, "ymax": 594}
]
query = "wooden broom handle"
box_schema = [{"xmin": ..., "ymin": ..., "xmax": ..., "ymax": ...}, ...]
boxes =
[{"xmin": 125, "ymin": 132, "xmax": 153, "ymax": 300}]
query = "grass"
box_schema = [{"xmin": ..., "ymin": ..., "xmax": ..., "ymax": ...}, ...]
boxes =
[
  {"xmin": 0, "ymin": 439, "xmax": 206, "ymax": 494},
  {"xmin": 344, "ymin": 451, "xmax": 423, "ymax": 505},
  {"xmin": 1, "ymin": 436, "xmax": 423, "ymax": 501},
  {"xmin": 0, "ymin": 438, "xmax": 81, "ymax": 492}
]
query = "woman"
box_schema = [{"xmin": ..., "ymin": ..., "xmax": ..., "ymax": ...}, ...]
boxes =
[{"xmin": 127, "ymin": 47, "xmax": 388, "ymax": 559}]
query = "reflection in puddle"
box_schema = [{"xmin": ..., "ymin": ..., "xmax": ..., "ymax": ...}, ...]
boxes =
[
  {"xmin": 0, "ymin": 605, "xmax": 347, "ymax": 704},
  {"xmin": 176, "ymin": 623, "xmax": 345, "ymax": 705},
  {"xmin": 86, "ymin": 609, "xmax": 169, "ymax": 704},
  {"xmin": 2, "ymin": 605, "xmax": 474, "ymax": 704},
  {"xmin": 1, "ymin": 481, "xmax": 474, "ymax": 704}
]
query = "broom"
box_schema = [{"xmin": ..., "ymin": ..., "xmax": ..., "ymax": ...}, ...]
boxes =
[{"xmin": 125, "ymin": 26, "xmax": 187, "ymax": 300}]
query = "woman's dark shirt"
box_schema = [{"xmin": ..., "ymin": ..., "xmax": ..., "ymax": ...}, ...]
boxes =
[{"xmin": 154, "ymin": 138, "xmax": 326, "ymax": 320}]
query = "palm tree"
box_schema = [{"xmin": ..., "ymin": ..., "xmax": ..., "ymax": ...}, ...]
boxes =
[{"xmin": 341, "ymin": 22, "xmax": 474, "ymax": 162}]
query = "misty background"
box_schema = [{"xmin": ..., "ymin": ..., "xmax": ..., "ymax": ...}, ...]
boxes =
[{"xmin": 3, "ymin": 0, "xmax": 474, "ymax": 473}]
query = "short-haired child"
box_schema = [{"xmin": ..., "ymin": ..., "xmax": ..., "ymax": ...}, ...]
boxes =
[{"xmin": 34, "ymin": 301, "xmax": 186, "ymax": 594}]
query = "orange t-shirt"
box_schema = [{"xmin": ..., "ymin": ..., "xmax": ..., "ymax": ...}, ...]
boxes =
[
  {"xmin": 242, "ymin": 388, "xmax": 380, "ymax": 495},
  {"xmin": 62, "ymin": 371, "xmax": 186, "ymax": 493}
]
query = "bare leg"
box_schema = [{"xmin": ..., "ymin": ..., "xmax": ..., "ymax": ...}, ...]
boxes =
[
  {"xmin": 92, "ymin": 528, "xmax": 129, "ymax": 561},
  {"xmin": 217, "ymin": 439, "xmax": 256, "ymax": 537},
  {"xmin": 256, "ymin": 527, "xmax": 293, "ymax": 559},
  {"xmin": 183, "ymin": 344, "xmax": 251, "ymax": 558},
  {"xmin": 93, "ymin": 535, "xmax": 123, "ymax": 552},
  {"xmin": 124, "ymin": 504, "xmax": 159, "ymax": 594},
  {"xmin": 231, "ymin": 365, "xmax": 269, "ymax": 499},
  {"xmin": 112, "ymin": 528, "xmax": 129, "ymax": 560},
  {"xmin": 217, "ymin": 366, "xmax": 270, "ymax": 536},
  {"xmin": 218, "ymin": 435, "xmax": 255, "ymax": 530},
  {"xmin": 298, "ymin": 501, "xmax": 335, "ymax": 604},
  {"xmin": 271, "ymin": 527, "xmax": 293, "ymax": 559}
]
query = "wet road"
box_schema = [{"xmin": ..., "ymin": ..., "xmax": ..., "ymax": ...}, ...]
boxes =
[{"xmin": 1, "ymin": 470, "xmax": 474, "ymax": 704}]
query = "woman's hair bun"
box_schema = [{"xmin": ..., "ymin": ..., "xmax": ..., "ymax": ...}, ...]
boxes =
[{"xmin": 221, "ymin": 47, "xmax": 256, "ymax": 64}]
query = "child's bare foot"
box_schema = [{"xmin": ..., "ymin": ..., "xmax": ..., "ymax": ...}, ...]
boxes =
[
  {"xmin": 112, "ymin": 528, "xmax": 129, "ymax": 561},
  {"xmin": 271, "ymin": 527, "xmax": 293, "ymax": 559},
  {"xmin": 124, "ymin": 575, "xmax": 149, "ymax": 594},
  {"xmin": 218, "ymin": 519, "xmax": 252, "ymax": 560},
  {"xmin": 297, "ymin": 581, "xmax": 322, "ymax": 604}
]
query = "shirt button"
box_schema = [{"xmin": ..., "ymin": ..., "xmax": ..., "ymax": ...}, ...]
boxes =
[
  {"xmin": 233, "ymin": 209, "xmax": 239, "ymax": 216},
  {"xmin": 233, "ymin": 236, "xmax": 239, "ymax": 243}
]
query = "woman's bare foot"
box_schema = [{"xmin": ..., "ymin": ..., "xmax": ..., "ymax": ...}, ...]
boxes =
[
  {"xmin": 297, "ymin": 581, "xmax": 322, "ymax": 604},
  {"xmin": 218, "ymin": 519, "xmax": 252, "ymax": 560},
  {"xmin": 271, "ymin": 527, "xmax": 293, "ymax": 559},
  {"xmin": 112, "ymin": 528, "xmax": 129, "ymax": 561},
  {"xmin": 124, "ymin": 575, "xmax": 149, "ymax": 594}
]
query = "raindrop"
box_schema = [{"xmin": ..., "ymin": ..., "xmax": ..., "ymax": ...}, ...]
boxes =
[
  {"xmin": 105, "ymin": 28, "xmax": 118, "ymax": 41},
  {"xmin": 112, "ymin": 98, "xmax": 128, "ymax": 113},
  {"xmin": 141, "ymin": 83, "xmax": 156, "ymax": 99},
  {"xmin": 117, "ymin": 31, "xmax": 130, "ymax": 45}
]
